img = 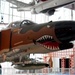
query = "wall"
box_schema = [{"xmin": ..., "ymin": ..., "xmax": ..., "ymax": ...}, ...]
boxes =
[{"xmin": 53, "ymin": 58, "xmax": 60, "ymax": 68}]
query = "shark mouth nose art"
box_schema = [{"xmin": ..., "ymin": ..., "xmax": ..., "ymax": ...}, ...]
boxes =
[{"xmin": 36, "ymin": 35, "xmax": 60, "ymax": 50}]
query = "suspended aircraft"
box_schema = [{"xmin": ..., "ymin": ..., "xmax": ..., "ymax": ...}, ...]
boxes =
[
  {"xmin": 6, "ymin": 0, "xmax": 75, "ymax": 15},
  {"xmin": 0, "ymin": 19, "xmax": 75, "ymax": 69},
  {"xmin": 0, "ymin": 19, "xmax": 75, "ymax": 63}
]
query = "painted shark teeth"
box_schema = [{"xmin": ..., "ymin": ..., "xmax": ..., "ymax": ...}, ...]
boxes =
[
  {"xmin": 43, "ymin": 45, "xmax": 59, "ymax": 50},
  {"xmin": 42, "ymin": 44, "xmax": 59, "ymax": 50},
  {"xmin": 36, "ymin": 35, "xmax": 60, "ymax": 50},
  {"xmin": 37, "ymin": 35, "xmax": 53, "ymax": 41}
]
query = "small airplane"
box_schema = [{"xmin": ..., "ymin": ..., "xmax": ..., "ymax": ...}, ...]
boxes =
[{"xmin": 6, "ymin": 0, "xmax": 75, "ymax": 15}]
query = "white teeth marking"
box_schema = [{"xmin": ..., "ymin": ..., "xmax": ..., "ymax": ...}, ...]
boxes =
[
  {"xmin": 57, "ymin": 47, "xmax": 59, "ymax": 50},
  {"xmin": 44, "ymin": 36, "xmax": 47, "ymax": 39},
  {"xmin": 52, "ymin": 46, "xmax": 54, "ymax": 50},
  {"xmin": 55, "ymin": 47, "xmax": 57, "ymax": 50},
  {"xmin": 50, "ymin": 47, "xmax": 52, "ymax": 50},
  {"xmin": 49, "ymin": 36, "xmax": 51, "ymax": 38},
  {"xmin": 44, "ymin": 45, "xmax": 46, "ymax": 47},
  {"xmin": 47, "ymin": 46, "xmax": 50, "ymax": 49},
  {"xmin": 43, "ymin": 45, "xmax": 60, "ymax": 50},
  {"xmin": 37, "ymin": 35, "xmax": 53, "ymax": 41},
  {"xmin": 42, "ymin": 37, "xmax": 45, "ymax": 39},
  {"xmin": 37, "ymin": 35, "xmax": 60, "ymax": 50},
  {"xmin": 40, "ymin": 37, "xmax": 42, "ymax": 40},
  {"xmin": 50, "ymin": 36, "xmax": 52, "ymax": 39}
]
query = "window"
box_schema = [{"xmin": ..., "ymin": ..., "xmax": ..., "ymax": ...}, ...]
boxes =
[{"xmin": 20, "ymin": 20, "xmax": 36, "ymax": 27}]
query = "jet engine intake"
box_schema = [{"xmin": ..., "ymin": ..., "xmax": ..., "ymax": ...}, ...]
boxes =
[{"xmin": 41, "ymin": 9, "xmax": 55, "ymax": 16}]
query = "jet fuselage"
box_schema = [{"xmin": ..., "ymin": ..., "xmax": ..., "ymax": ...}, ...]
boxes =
[{"xmin": 0, "ymin": 20, "xmax": 75, "ymax": 55}]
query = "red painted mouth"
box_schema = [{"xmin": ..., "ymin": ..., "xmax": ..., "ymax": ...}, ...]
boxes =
[{"xmin": 36, "ymin": 35, "xmax": 59, "ymax": 50}]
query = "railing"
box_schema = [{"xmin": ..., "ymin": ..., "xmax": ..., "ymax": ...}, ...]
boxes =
[{"xmin": 0, "ymin": 68, "xmax": 75, "ymax": 75}]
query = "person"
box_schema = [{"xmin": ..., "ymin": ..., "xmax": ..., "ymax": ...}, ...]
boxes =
[
  {"xmin": 0, "ymin": 64, "xmax": 2, "ymax": 75},
  {"xmin": 48, "ymin": 57, "xmax": 53, "ymax": 68},
  {"xmin": 48, "ymin": 57, "xmax": 53, "ymax": 72}
]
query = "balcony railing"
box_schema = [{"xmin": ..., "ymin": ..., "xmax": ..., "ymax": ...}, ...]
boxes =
[{"xmin": 0, "ymin": 68, "xmax": 75, "ymax": 75}]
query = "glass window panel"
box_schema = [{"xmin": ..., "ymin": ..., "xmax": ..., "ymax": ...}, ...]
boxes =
[
  {"xmin": 62, "ymin": 8, "xmax": 71, "ymax": 20},
  {"xmin": 3, "ymin": 1, "xmax": 9, "ymax": 14},
  {"xmin": 13, "ymin": 16, "xmax": 20, "ymax": 22},
  {"xmin": 9, "ymin": 15, "xmax": 13, "ymax": 23},
  {"xmin": 0, "ymin": 0, "xmax": 1, "ymax": 13},
  {"xmin": 9, "ymin": 4, "xmax": 20, "ymax": 16},
  {"xmin": 24, "ymin": 11, "xmax": 32, "ymax": 20},
  {"xmin": 49, "ymin": 7, "xmax": 72, "ymax": 21},
  {"xmin": 16, "ymin": 11, "xmax": 21, "ymax": 17},
  {"xmin": 35, "ymin": 14, "xmax": 46, "ymax": 23},
  {"xmin": 1, "ymin": 0, "xmax": 5, "ymax": 13},
  {"xmin": 20, "ymin": 17, "xmax": 24, "ymax": 21},
  {"xmin": 20, "ymin": 11, "xmax": 25, "ymax": 18},
  {"xmin": 31, "ymin": 14, "xmax": 36, "ymax": 22},
  {"xmin": 0, "ymin": 14, "xmax": 1, "ymax": 22},
  {"xmin": 13, "ymin": 9, "xmax": 20, "ymax": 16},
  {"xmin": 3, "ymin": 14, "xmax": 9, "ymax": 23},
  {"xmin": 72, "ymin": 10, "xmax": 75, "ymax": 20},
  {"xmin": 9, "ymin": 8, "xmax": 13, "ymax": 16}
]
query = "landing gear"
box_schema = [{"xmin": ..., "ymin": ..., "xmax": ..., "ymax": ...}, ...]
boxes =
[{"xmin": 19, "ymin": 56, "xmax": 22, "ymax": 62}]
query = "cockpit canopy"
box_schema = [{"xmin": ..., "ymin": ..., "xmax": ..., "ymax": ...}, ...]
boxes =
[{"xmin": 8, "ymin": 20, "xmax": 36, "ymax": 29}]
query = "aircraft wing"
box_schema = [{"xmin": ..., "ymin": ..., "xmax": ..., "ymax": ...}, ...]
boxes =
[
  {"xmin": 6, "ymin": 0, "xmax": 75, "ymax": 15},
  {"xmin": 17, "ymin": 6, "xmax": 32, "ymax": 11},
  {"xmin": 6, "ymin": 0, "xmax": 33, "ymax": 11},
  {"xmin": 32, "ymin": 0, "xmax": 75, "ymax": 13},
  {"xmin": 64, "ymin": 2, "xmax": 75, "ymax": 10},
  {"xmin": 7, "ymin": 0, "xmax": 30, "ymax": 7},
  {"xmin": 10, "ymin": 6, "xmax": 31, "ymax": 11}
]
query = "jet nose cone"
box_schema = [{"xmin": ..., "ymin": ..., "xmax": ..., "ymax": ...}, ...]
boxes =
[{"xmin": 55, "ymin": 21, "xmax": 75, "ymax": 43}]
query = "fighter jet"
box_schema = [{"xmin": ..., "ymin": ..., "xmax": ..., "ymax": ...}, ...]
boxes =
[
  {"xmin": 0, "ymin": 20, "xmax": 75, "ymax": 62},
  {"xmin": 6, "ymin": 0, "xmax": 75, "ymax": 15}
]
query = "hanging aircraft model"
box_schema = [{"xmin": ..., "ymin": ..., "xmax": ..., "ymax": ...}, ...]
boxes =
[{"xmin": 6, "ymin": 0, "xmax": 75, "ymax": 15}]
